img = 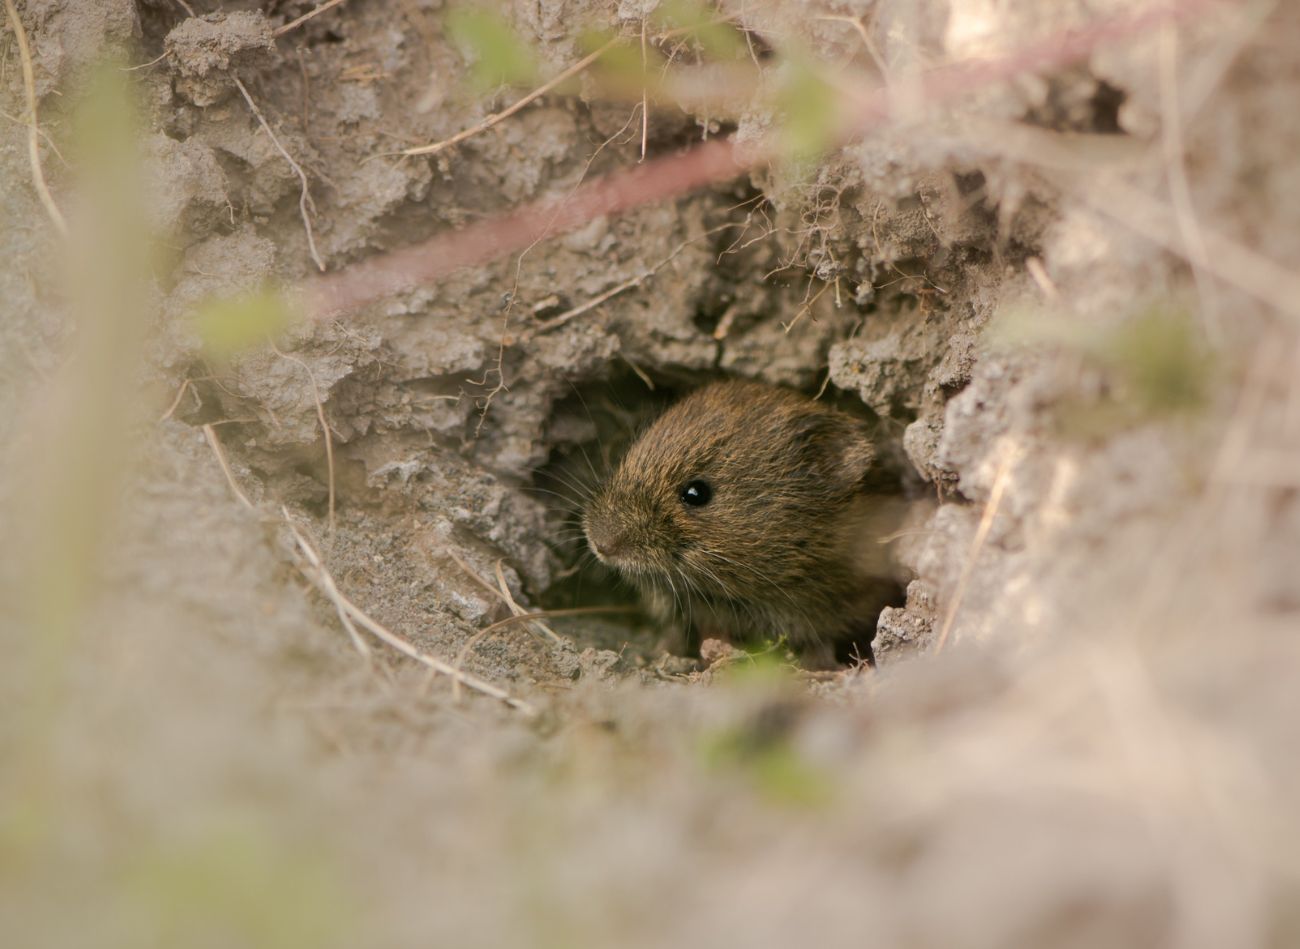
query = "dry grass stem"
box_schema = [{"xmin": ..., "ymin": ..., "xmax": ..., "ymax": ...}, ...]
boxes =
[
  {"xmin": 446, "ymin": 548, "xmax": 513, "ymax": 601},
  {"xmin": 1158, "ymin": 22, "xmax": 1221, "ymax": 344},
  {"xmin": 287, "ymin": 510, "xmax": 538, "ymax": 714},
  {"xmin": 474, "ymin": 606, "xmax": 635, "ymax": 638},
  {"xmin": 934, "ymin": 445, "xmax": 1019, "ymax": 653},
  {"xmin": 282, "ymin": 508, "xmax": 371, "ymax": 659},
  {"xmin": 640, "ymin": 16, "xmax": 649, "ymax": 161},
  {"xmin": 451, "ymin": 626, "xmax": 500, "ymax": 702},
  {"xmin": 526, "ymin": 273, "xmax": 645, "ymax": 337},
  {"xmin": 954, "ymin": 119, "xmax": 1300, "ymax": 325},
  {"xmin": 446, "ymin": 554, "xmax": 563, "ymax": 700},
  {"xmin": 0, "ymin": 108, "xmax": 67, "ymax": 165},
  {"xmin": 120, "ymin": 50, "xmax": 172, "ymax": 72},
  {"xmin": 781, "ymin": 281, "xmax": 831, "ymax": 333},
  {"xmin": 270, "ymin": 342, "xmax": 337, "ymax": 533},
  {"xmin": 621, "ymin": 354, "xmax": 656, "ymax": 389},
  {"xmin": 159, "ymin": 378, "xmax": 194, "ymax": 422},
  {"xmin": 3, "ymin": 0, "xmax": 69, "ymax": 238},
  {"xmin": 273, "ymin": 0, "xmax": 352, "ymax": 38},
  {"xmin": 1077, "ymin": 176, "xmax": 1300, "ymax": 325},
  {"xmin": 526, "ymin": 221, "xmax": 741, "ymax": 339},
  {"xmin": 401, "ymin": 36, "xmax": 621, "ymax": 158},
  {"xmin": 231, "ymin": 75, "xmax": 326, "ymax": 271},
  {"xmin": 1024, "ymin": 256, "xmax": 1060, "ymax": 301},
  {"xmin": 203, "ymin": 423, "xmax": 255, "ymax": 511},
  {"xmin": 815, "ymin": 13, "xmax": 891, "ymax": 80},
  {"xmin": 494, "ymin": 559, "xmax": 562, "ymax": 643}
]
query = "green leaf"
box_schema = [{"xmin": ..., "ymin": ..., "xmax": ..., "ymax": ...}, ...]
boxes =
[
  {"xmin": 447, "ymin": 8, "xmax": 538, "ymax": 91},
  {"xmin": 777, "ymin": 58, "xmax": 839, "ymax": 162},
  {"xmin": 1104, "ymin": 305, "xmax": 1210, "ymax": 415},
  {"xmin": 192, "ymin": 291, "xmax": 294, "ymax": 363},
  {"xmin": 652, "ymin": 0, "xmax": 744, "ymax": 60}
]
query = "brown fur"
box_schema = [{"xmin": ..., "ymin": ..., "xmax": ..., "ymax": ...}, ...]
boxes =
[{"xmin": 583, "ymin": 380, "xmax": 899, "ymax": 658}]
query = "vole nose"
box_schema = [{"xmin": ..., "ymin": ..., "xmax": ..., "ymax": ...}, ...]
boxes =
[{"xmin": 586, "ymin": 525, "xmax": 627, "ymax": 563}]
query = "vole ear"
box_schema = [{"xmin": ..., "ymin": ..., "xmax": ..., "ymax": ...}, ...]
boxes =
[
  {"xmin": 833, "ymin": 422, "xmax": 876, "ymax": 488},
  {"xmin": 791, "ymin": 412, "xmax": 875, "ymax": 489}
]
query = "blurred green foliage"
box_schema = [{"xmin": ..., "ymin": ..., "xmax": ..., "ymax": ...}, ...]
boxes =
[
  {"xmin": 447, "ymin": 7, "xmax": 539, "ymax": 90},
  {"xmin": 192, "ymin": 290, "xmax": 294, "ymax": 364},
  {"xmin": 581, "ymin": 27, "xmax": 659, "ymax": 97},
  {"xmin": 16, "ymin": 60, "xmax": 150, "ymax": 667},
  {"xmin": 1104, "ymin": 306, "xmax": 1210, "ymax": 416},
  {"xmin": 699, "ymin": 716, "xmax": 835, "ymax": 810},
  {"xmin": 698, "ymin": 658, "xmax": 835, "ymax": 809},
  {"xmin": 126, "ymin": 821, "xmax": 355, "ymax": 949},
  {"xmin": 442, "ymin": 2, "xmax": 841, "ymax": 166},
  {"xmin": 994, "ymin": 302, "xmax": 1213, "ymax": 435},
  {"xmin": 651, "ymin": 0, "xmax": 745, "ymax": 60},
  {"xmin": 776, "ymin": 57, "xmax": 839, "ymax": 164}
]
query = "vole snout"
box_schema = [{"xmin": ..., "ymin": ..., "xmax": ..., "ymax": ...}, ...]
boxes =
[
  {"xmin": 584, "ymin": 520, "xmax": 627, "ymax": 564},
  {"xmin": 583, "ymin": 490, "xmax": 676, "ymax": 577}
]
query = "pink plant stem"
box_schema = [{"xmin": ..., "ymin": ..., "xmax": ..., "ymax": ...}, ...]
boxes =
[
  {"xmin": 301, "ymin": 137, "xmax": 746, "ymax": 321},
  {"xmin": 299, "ymin": 0, "xmax": 1212, "ymax": 322}
]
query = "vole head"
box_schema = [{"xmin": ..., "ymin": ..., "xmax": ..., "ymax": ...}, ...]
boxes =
[{"xmin": 582, "ymin": 381, "xmax": 876, "ymax": 601}]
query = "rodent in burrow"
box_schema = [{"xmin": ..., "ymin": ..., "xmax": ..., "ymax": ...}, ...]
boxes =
[{"xmin": 582, "ymin": 379, "xmax": 906, "ymax": 663}]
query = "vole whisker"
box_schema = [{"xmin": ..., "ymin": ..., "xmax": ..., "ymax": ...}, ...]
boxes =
[
  {"xmin": 533, "ymin": 466, "xmax": 595, "ymax": 503},
  {"xmin": 704, "ymin": 550, "xmax": 802, "ymax": 613},
  {"xmin": 524, "ymin": 485, "xmax": 586, "ymax": 511}
]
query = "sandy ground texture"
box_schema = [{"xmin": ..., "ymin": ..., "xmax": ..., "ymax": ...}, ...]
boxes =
[{"xmin": 3, "ymin": 0, "xmax": 1300, "ymax": 946}]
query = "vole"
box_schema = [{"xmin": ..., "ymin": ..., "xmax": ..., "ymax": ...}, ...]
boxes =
[{"xmin": 583, "ymin": 380, "xmax": 904, "ymax": 664}]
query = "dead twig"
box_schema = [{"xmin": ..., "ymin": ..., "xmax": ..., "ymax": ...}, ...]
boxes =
[
  {"xmin": 953, "ymin": 118, "xmax": 1300, "ymax": 326},
  {"xmin": 444, "ymin": 546, "xmax": 561, "ymax": 702},
  {"xmin": 203, "ymin": 423, "xmax": 256, "ymax": 511},
  {"xmin": 0, "ymin": 108, "xmax": 67, "ymax": 167},
  {"xmin": 475, "ymin": 606, "xmax": 635, "ymax": 638},
  {"xmin": 199, "ymin": 432, "xmax": 535, "ymax": 711},
  {"xmin": 282, "ymin": 509, "xmax": 371, "ymax": 658},
  {"xmin": 781, "ymin": 281, "xmax": 832, "ymax": 334},
  {"xmin": 448, "ymin": 555, "xmax": 562, "ymax": 701},
  {"xmin": 446, "ymin": 561, "xmax": 559, "ymax": 701},
  {"xmin": 270, "ymin": 342, "xmax": 337, "ymax": 533},
  {"xmin": 640, "ymin": 16, "xmax": 649, "ymax": 161},
  {"xmin": 524, "ymin": 221, "xmax": 741, "ymax": 339},
  {"xmin": 160, "ymin": 378, "xmax": 196, "ymax": 422},
  {"xmin": 469, "ymin": 103, "xmax": 642, "ymax": 433},
  {"xmin": 3, "ymin": 0, "xmax": 68, "ymax": 238},
  {"xmin": 401, "ymin": 36, "xmax": 621, "ymax": 158},
  {"xmin": 231, "ymin": 75, "xmax": 326, "ymax": 271},
  {"xmin": 1074, "ymin": 177, "xmax": 1300, "ymax": 326},
  {"xmin": 1158, "ymin": 21, "xmax": 1221, "ymax": 343},
  {"xmin": 527, "ymin": 273, "xmax": 645, "ymax": 337},
  {"xmin": 815, "ymin": 13, "xmax": 891, "ymax": 81},
  {"xmin": 273, "ymin": 0, "xmax": 352, "ymax": 38},
  {"xmin": 284, "ymin": 508, "xmax": 539, "ymax": 715},
  {"xmin": 120, "ymin": 50, "xmax": 172, "ymax": 72},
  {"xmin": 933, "ymin": 444, "xmax": 1019, "ymax": 653},
  {"xmin": 494, "ymin": 559, "xmax": 563, "ymax": 643}
]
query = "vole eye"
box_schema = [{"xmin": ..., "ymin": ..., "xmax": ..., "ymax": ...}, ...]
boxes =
[{"xmin": 679, "ymin": 479, "xmax": 712, "ymax": 507}]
